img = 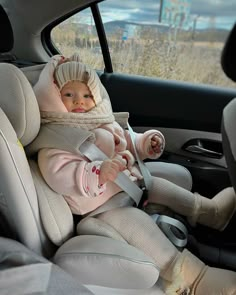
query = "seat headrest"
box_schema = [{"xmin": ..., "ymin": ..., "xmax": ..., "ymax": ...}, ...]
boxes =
[
  {"xmin": 0, "ymin": 5, "xmax": 13, "ymax": 53},
  {"xmin": 221, "ymin": 23, "xmax": 236, "ymax": 82},
  {"xmin": 0, "ymin": 63, "xmax": 40, "ymax": 145}
]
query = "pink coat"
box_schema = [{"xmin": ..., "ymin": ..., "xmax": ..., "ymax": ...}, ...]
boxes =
[{"xmin": 38, "ymin": 121, "xmax": 165, "ymax": 215}]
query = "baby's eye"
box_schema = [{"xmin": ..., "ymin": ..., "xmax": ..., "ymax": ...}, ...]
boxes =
[
  {"xmin": 64, "ymin": 93, "xmax": 73, "ymax": 98},
  {"xmin": 84, "ymin": 94, "xmax": 93, "ymax": 99}
]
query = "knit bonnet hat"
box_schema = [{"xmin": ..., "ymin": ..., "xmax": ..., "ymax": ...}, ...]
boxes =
[
  {"xmin": 54, "ymin": 61, "xmax": 102, "ymax": 105},
  {"xmin": 34, "ymin": 55, "xmax": 115, "ymax": 129}
]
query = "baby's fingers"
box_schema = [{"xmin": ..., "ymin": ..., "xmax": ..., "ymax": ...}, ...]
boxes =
[
  {"xmin": 151, "ymin": 135, "xmax": 162, "ymax": 145},
  {"xmin": 106, "ymin": 169, "xmax": 119, "ymax": 182},
  {"xmin": 111, "ymin": 158, "xmax": 126, "ymax": 171}
]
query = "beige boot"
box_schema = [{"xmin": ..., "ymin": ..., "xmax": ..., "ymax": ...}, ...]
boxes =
[
  {"xmin": 163, "ymin": 249, "xmax": 236, "ymax": 295},
  {"xmin": 188, "ymin": 187, "xmax": 236, "ymax": 231}
]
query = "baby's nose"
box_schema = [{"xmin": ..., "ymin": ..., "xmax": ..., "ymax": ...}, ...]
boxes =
[{"xmin": 74, "ymin": 97, "xmax": 82, "ymax": 104}]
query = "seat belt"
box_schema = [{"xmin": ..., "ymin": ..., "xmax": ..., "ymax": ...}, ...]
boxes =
[
  {"xmin": 127, "ymin": 122, "xmax": 152, "ymax": 190},
  {"xmin": 127, "ymin": 122, "xmax": 152, "ymax": 208}
]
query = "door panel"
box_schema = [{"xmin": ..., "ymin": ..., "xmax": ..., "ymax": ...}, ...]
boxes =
[
  {"xmin": 101, "ymin": 73, "xmax": 236, "ymax": 132},
  {"xmin": 135, "ymin": 127, "xmax": 231, "ymax": 196},
  {"xmin": 101, "ymin": 72, "xmax": 236, "ymax": 195}
]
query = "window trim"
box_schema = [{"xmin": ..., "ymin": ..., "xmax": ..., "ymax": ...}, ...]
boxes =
[{"xmin": 91, "ymin": 3, "xmax": 113, "ymax": 73}]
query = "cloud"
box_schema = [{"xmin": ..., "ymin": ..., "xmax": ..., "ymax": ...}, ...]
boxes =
[
  {"xmin": 100, "ymin": 1, "xmax": 160, "ymax": 24},
  {"xmin": 99, "ymin": 0, "xmax": 236, "ymax": 29},
  {"xmin": 191, "ymin": 0, "xmax": 236, "ymax": 17}
]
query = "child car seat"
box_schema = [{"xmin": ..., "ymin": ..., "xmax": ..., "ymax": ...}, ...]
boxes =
[{"xmin": 0, "ymin": 62, "xmax": 164, "ymax": 294}]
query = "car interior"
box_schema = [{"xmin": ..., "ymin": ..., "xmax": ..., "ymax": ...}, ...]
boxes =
[{"xmin": 0, "ymin": 0, "xmax": 236, "ymax": 294}]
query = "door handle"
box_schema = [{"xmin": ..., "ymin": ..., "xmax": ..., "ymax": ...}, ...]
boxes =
[
  {"xmin": 184, "ymin": 145, "xmax": 223, "ymax": 158},
  {"xmin": 183, "ymin": 139, "xmax": 223, "ymax": 159}
]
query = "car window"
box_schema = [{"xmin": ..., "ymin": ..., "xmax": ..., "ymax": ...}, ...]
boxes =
[
  {"xmin": 51, "ymin": 7, "xmax": 104, "ymax": 70},
  {"xmin": 51, "ymin": 0, "xmax": 235, "ymax": 88}
]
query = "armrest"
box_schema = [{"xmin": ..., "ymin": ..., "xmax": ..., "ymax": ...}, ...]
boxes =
[{"xmin": 53, "ymin": 235, "xmax": 159, "ymax": 289}]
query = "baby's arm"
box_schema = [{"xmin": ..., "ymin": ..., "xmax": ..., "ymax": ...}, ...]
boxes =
[
  {"xmin": 38, "ymin": 148, "xmax": 105, "ymax": 198},
  {"xmin": 38, "ymin": 148, "xmax": 126, "ymax": 198},
  {"xmin": 125, "ymin": 129, "xmax": 165, "ymax": 160}
]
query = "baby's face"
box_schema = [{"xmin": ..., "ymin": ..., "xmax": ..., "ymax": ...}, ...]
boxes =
[{"xmin": 60, "ymin": 81, "xmax": 95, "ymax": 113}]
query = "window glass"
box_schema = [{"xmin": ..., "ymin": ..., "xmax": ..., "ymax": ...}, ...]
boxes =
[
  {"xmin": 51, "ymin": 1, "xmax": 235, "ymax": 88},
  {"xmin": 99, "ymin": 0, "xmax": 235, "ymax": 88},
  {"xmin": 51, "ymin": 7, "xmax": 104, "ymax": 70}
]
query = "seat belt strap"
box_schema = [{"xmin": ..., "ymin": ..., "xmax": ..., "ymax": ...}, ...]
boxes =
[
  {"xmin": 79, "ymin": 141, "xmax": 143, "ymax": 206},
  {"xmin": 127, "ymin": 123, "xmax": 152, "ymax": 190},
  {"xmin": 151, "ymin": 214, "xmax": 188, "ymax": 248}
]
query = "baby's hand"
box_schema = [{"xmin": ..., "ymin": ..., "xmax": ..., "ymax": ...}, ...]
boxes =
[
  {"xmin": 99, "ymin": 158, "xmax": 126, "ymax": 185},
  {"xmin": 150, "ymin": 134, "xmax": 164, "ymax": 154}
]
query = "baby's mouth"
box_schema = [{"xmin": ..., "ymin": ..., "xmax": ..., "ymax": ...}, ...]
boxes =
[{"xmin": 72, "ymin": 108, "xmax": 85, "ymax": 113}]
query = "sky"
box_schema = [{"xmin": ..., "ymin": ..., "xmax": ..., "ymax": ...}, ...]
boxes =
[{"xmin": 98, "ymin": 0, "xmax": 236, "ymax": 30}]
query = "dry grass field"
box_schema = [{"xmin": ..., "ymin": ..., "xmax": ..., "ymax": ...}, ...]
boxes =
[{"xmin": 52, "ymin": 26, "xmax": 235, "ymax": 89}]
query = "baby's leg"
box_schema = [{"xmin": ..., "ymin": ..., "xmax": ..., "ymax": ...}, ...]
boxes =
[
  {"xmin": 148, "ymin": 176, "xmax": 195, "ymax": 217},
  {"xmin": 148, "ymin": 177, "xmax": 236, "ymax": 231},
  {"xmin": 91, "ymin": 207, "xmax": 236, "ymax": 294},
  {"xmin": 96, "ymin": 207, "xmax": 179, "ymax": 279},
  {"xmin": 145, "ymin": 161, "xmax": 192, "ymax": 191}
]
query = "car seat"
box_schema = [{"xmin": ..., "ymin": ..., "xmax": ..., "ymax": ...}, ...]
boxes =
[{"xmin": 0, "ymin": 62, "xmax": 166, "ymax": 294}]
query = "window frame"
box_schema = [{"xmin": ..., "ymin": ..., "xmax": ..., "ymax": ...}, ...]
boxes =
[{"xmin": 42, "ymin": 1, "xmax": 113, "ymax": 72}]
